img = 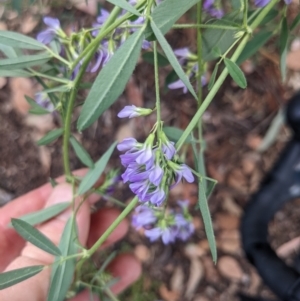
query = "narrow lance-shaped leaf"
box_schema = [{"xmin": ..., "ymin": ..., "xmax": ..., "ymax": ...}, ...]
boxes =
[
  {"xmin": 70, "ymin": 136, "xmax": 94, "ymax": 168},
  {"xmin": 280, "ymin": 17, "xmax": 288, "ymax": 81},
  {"xmin": 9, "ymin": 202, "xmax": 70, "ymax": 227},
  {"xmin": 77, "ymin": 29, "xmax": 144, "ymax": 131},
  {"xmin": 106, "ymin": 0, "xmax": 141, "ymax": 16},
  {"xmin": 37, "ymin": 128, "xmax": 64, "ymax": 146},
  {"xmin": 0, "ymin": 70, "xmax": 32, "ymax": 77},
  {"xmin": 0, "ymin": 266, "xmax": 44, "ymax": 290},
  {"xmin": 224, "ymin": 58, "xmax": 247, "ymax": 89},
  {"xmin": 0, "ymin": 31, "xmax": 46, "ymax": 50},
  {"xmin": 25, "ymin": 95, "xmax": 51, "ymax": 115},
  {"xmin": 208, "ymin": 64, "xmax": 218, "ymax": 90},
  {"xmin": 145, "ymin": 0, "xmax": 201, "ymax": 37},
  {"xmin": 47, "ymin": 218, "xmax": 77, "ymax": 301},
  {"xmin": 199, "ymin": 179, "xmax": 217, "ymax": 263},
  {"xmin": 11, "ymin": 218, "xmax": 61, "ymax": 256},
  {"xmin": 0, "ymin": 53, "xmax": 52, "ymax": 70},
  {"xmin": 163, "ymin": 126, "xmax": 192, "ymax": 144},
  {"xmin": 78, "ymin": 141, "xmax": 117, "ymax": 195},
  {"xmin": 150, "ymin": 20, "xmax": 198, "ymax": 100}
]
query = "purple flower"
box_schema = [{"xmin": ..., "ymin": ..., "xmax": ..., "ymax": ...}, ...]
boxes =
[
  {"xmin": 92, "ymin": 9, "xmax": 110, "ymax": 36},
  {"xmin": 117, "ymin": 138, "xmax": 139, "ymax": 152},
  {"xmin": 174, "ymin": 214, "xmax": 194, "ymax": 241},
  {"xmin": 173, "ymin": 164, "xmax": 195, "ymax": 185},
  {"xmin": 254, "ymin": 0, "xmax": 270, "ymax": 6},
  {"xmin": 132, "ymin": 205, "xmax": 157, "ymax": 229},
  {"xmin": 149, "ymin": 163, "xmax": 164, "ymax": 186},
  {"xmin": 35, "ymin": 92, "xmax": 54, "ymax": 111},
  {"xmin": 37, "ymin": 17, "xmax": 61, "ymax": 44},
  {"xmin": 118, "ymin": 105, "xmax": 140, "ymax": 118},
  {"xmin": 145, "ymin": 227, "xmax": 176, "ymax": 244},
  {"xmin": 162, "ymin": 140, "xmax": 176, "ymax": 160},
  {"xmin": 168, "ymin": 79, "xmax": 188, "ymax": 93},
  {"xmin": 148, "ymin": 186, "xmax": 166, "ymax": 205},
  {"xmin": 208, "ymin": 8, "xmax": 224, "ymax": 19}
]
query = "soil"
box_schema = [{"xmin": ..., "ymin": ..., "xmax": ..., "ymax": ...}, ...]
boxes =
[{"xmin": 1, "ymin": 3, "xmax": 300, "ymax": 301}]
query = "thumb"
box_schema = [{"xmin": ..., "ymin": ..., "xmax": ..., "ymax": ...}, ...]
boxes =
[{"xmin": 0, "ymin": 183, "xmax": 92, "ymax": 301}]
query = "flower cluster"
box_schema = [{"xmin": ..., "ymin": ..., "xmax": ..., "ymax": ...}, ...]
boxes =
[
  {"xmin": 168, "ymin": 48, "xmax": 207, "ymax": 93},
  {"xmin": 132, "ymin": 200, "xmax": 195, "ymax": 244}
]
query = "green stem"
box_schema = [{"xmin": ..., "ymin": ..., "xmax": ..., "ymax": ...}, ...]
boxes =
[
  {"xmin": 153, "ymin": 41, "xmax": 161, "ymax": 123},
  {"xmin": 87, "ymin": 197, "xmax": 139, "ymax": 256},
  {"xmin": 28, "ymin": 69, "xmax": 70, "ymax": 84},
  {"xmin": 175, "ymin": 0, "xmax": 278, "ymax": 151}
]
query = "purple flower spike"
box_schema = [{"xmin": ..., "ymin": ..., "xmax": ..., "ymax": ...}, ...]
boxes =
[
  {"xmin": 174, "ymin": 164, "xmax": 194, "ymax": 185},
  {"xmin": 149, "ymin": 187, "xmax": 165, "ymax": 206},
  {"xmin": 37, "ymin": 17, "xmax": 61, "ymax": 44},
  {"xmin": 117, "ymin": 138, "xmax": 138, "ymax": 152},
  {"xmin": 118, "ymin": 105, "xmax": 141, "ymax": 118}
]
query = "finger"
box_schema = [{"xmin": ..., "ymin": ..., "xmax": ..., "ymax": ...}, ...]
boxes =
[
  {"xmin": 0, "ymin": 169, "xmax": 95, "ymax": 270},
  {"xmin": 108, "ymin": 254, "xmax": 142, "ymax": 294},
  {"xmin": 70, "ymin": 254, "xmax": 142, "ymax": 301},
  {"xmin": 87, "ymin": 208, "xmax": 129, "ymax": 249},
  {"xmin": 0, "ymin": 184, "xmax": 91, "ymax": 301}
]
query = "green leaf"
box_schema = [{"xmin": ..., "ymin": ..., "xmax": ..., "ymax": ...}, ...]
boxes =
[
  {"xmin": 0, "ymin": 70, "xmax": 32, "ymax": 77},
  {"xmin": 37, "ymin": 128, "xmax": 63, "ymax": 146},
  {"xmin": 0, "ymin": 266, "xmax": 44, "ymax": 290},
  {"xmin": 280, "ymin": 17, "xmax": 288, "ymax": 81},
  {"xmin": 106, "ymin": 0, "xmax": 140, "ymax": 16},
  {"xmin": 237, "ymin": 30, "xmax": 272, "ymax": 64},
  {"xmin": 150, "ymin": 20, "xmax": 198, "ymax": 100},
  {"xmin": 208, "ymin": 64, "xmax": 218, "ymax": 90},
  {"xmin": 0, "ymin": 53, "xmax": 52, "ymax": 70},
  {"xmin": 142, "ymin": 51, "xmax": 170, "ymax": 67},
  {"xmin": 290, "ymin": 13, "xmax": 300, "ymax": 31},
  {"xmin": 224, "ymin": 58, "xmax": 247, "ymax": 89},
  {"xmin": 48, "ymin": 218, "xmax": 77, "ymax": 301},
  {"xmin": 77, "ymin": 29, "xmax": 144, "ymax": 131},
  {"xmin": 202, "ymin": 15, "xmax": 239, "ymax": 62},
  {"xmin": 11, "ymin": 218, "xmax": 61, "ymax": 256},
  {"xmin": 205, "ymin": 179, "xmax": 216, "ymax": 199},
  {"xmin": 0, "ymin": 44, "xmax": 18, "ymax": 58},
  {"xmin": 163, "ymin": 126, "xmax": 192, "ymax": 144},
  {"xmin": 25, "ymin": 95, "xmax": 51, "ymax": 115},
  {"xmin": 0, "ymin": 31, "xmax": 45, "ymax": 50},
  {"xmin": 145, "ymin": 0, "xmax": 201, "ymax": 37},
  {"xmin": 9, "ymin": 202, "xmax": 70, "ymax": 227},
  {"xmin": 199, "ymin": 179, "xmax": 217, "ymax": 263},
  {"xmin": 78, "ymin": 141, "xmax": 117, "ymax": 195},
  {"xmin": 260, "ymin": 8, "xmax": 278, "ymax": 26},
  {"xmin": 70, "ymin": 136, "xmax": 94, "ymax": 168}
]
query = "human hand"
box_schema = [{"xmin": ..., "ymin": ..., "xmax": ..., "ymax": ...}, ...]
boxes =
[{"xmin": 0, "ymin": 170, "xmax": 141, "ymax": 301}]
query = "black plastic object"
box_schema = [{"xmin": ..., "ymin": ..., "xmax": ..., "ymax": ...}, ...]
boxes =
[{"xmin": 241, "ymin": 93, "xmax": 300, "ymax": 301}]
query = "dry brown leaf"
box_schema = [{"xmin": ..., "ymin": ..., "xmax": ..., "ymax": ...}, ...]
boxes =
[
  {"xmin": 246, "ymin": 134, "xmax": 262, "ymax": 150},
  {"xmin": 115, "ymin": 121, "xmax": 135, "ymax": 142},
  {"xmin": 134, "ymin": 244, "xmax": 151, "ymax": 262},
  {"xmin": 217, "ymin": 256, "xmax": 244, "ymax": 281},
  {"xmin": 184, "ymin": 243, "xmax": 206, "ymax": 258},
  {"xmin": 276, "ymin": 236, "xmax": 300, "ymax": 258},
  {"xmin": 170, "ymin": 266, "xmax": 184, "ymax": 295},
  {"xmin": 287, "ymin": 50, "xmax": 300, "ymax": 71},
  {"xmin": 159, "ymin": 284, "xmax": 180, "ymax": 301},
  {"xmin": 215, "ymin": 213, "xmax": 240, "ymax": 231},
  {"xmin": 219, "ymin": 230, "xmax": 241, "ymax": 254},
  {"xmin": 71, "ymin": 0, "xmax": 98, "ymax": 15},
  {"xmin": 9, "ymin": 78, "xmax": 33, "ymax": 115},
  {"xmin": 21, "ymin": 15, "xmax": 39, "ymax": 33},
  {"xmin": 222, "ymin": 196, "xmax": 242, "ymax": 217},
  {"xmin": 185, "ymin": 258, "xmax": 204, "ymax": 299},
  {"xmin": 227, "ymin": 168, "xmax": 247, "ymax": 193},
  {"xmin": 126, "ymin": 77, "xmax": 144, "ymax": 107},
  {"xmin": 38, "ymin": 146, "xmax": 51, "ymax": 173},
  {"xmin": 202, "ymin": 255, "xmax": 220, "ymax": 283},
  {"xmin": 25, "ymin": 115, "xmax": 54, "ymax": 134},
  {"xmin": 248, "ymin": 267, "xmax": 261, "ymax": 295}
]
